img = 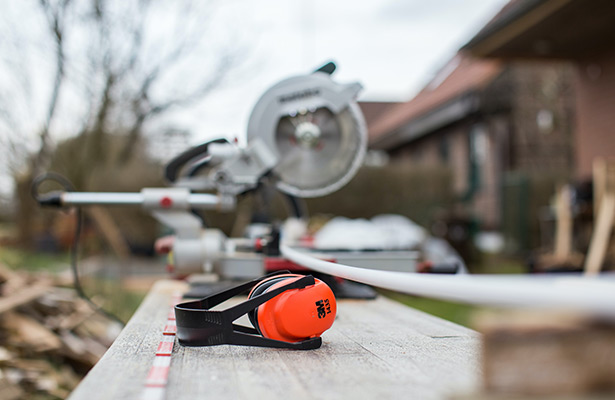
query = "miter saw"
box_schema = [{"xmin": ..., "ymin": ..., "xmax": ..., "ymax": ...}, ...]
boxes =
[
  {"xmin": 36, "ymin": 62, "xmax": 379, "ymax": 278},
  {"xmin": 37, "ymin": 62, "xmax": 463, "ymax": 295}
]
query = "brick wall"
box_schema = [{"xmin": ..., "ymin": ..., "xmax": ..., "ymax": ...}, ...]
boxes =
[
  {"xmin": 508, "ymin": 61, "xmax": 576, "ymax": 175},
  {"xmin": 389, "ymin": 125, "xmax": 470, "ymax": 196},
  {"xmin": 575, "ymin": 50, "xmax": 615, "ymax": 179},
  {"xmin": 383, "ymin": 62, "xmax": 575, "ymax": 230}
]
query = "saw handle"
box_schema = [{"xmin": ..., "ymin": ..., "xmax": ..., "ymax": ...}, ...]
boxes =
[
  {"xmin": 314, "ymin": 61, "xmax": 336, "ymax": 75},
  {"xmin": 164, "ymin": 138, "xmax": 230, "ymax": 183}
]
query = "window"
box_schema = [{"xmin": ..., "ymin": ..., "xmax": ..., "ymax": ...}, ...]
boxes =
[{"xmin": 439, "ymin": 135, "xmax": 450, "ymax": 163}]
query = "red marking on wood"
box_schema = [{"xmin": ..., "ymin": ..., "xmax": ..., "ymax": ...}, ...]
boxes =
[
  {"xmin": 141, "ymin": 291, "xmax": 182, "ymax": 399},
  {"xmin": 144, "ymin": 383, "xmax": 166, "ymax": 389},
  {"xmin": 156, "ymin": 341, "xmax": 174, "ymax": 356},
  {"xmin": 146, "ymin": 365, "xmax": 170, "ymax": 386},
  {"xmin": 163, "ymin": 324, "xmax": 176, "ymax": 335},
  {"xmin": 171, "ymin": 295, "xmax": 183, "ymax": 306}
]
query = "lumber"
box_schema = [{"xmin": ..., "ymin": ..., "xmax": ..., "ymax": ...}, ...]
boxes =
[
  {"xmin": 0, "ymin": 281, "xmax": 51, "ymax": 314},
  {"xmin": 2, "ymin": 311, "xmax": 62, "ymax": 353},
  {"xmin": 69, "ymin": 280, "xmax": 481, "ymax": 400},
  {"xmin": 584, "ymin": 194, "xmax": 615, "ymax": 275},
  {"xmin": 585, "ymin": 159, "xmax": 615, "ymax": 275},
  {"xmin": 0, "ymin": 274, "xmax": 123, "ymax": 398},
  {"xmin": 553, "ymin": 184, "xmax": 572, "ymax": 260}
]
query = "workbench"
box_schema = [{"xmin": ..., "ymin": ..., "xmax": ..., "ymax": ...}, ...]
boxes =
[{"xmin": 68, "ymin": 280, "xmax": 481, "ymax": 400}]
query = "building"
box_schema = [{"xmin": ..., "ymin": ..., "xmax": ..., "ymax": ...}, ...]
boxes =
[
  {"xmin": 462, "ymin": 0, "xmax": 615, "ymax": 180},
  {"xmin": 368, "ymin": 53, "xmax": 575, "ymax": 229}
]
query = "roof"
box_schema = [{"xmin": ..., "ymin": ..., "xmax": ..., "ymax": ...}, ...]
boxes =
[
  {"xmin": 463, "ymin": 0, "xmax": 615, "ymax": 59},
  {"xmin": 368, "ymin": 54, "xmax": 502, "ymax": 147},
  {"xmin": 358, "ymin": 101, "xmax": 401, "ymax": 134},
  {"xmin": 463, "ymin": 0, "xmax": 544, "ymax": 53}
]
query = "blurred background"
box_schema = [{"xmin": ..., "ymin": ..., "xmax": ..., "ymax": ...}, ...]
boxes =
[{"xmin": 2, "ymin": 0, "xmax": 615, "ymax": 398}]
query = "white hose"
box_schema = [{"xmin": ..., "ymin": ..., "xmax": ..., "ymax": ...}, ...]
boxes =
[{"xmin": 280, "ymin": 244, "xmax": 615, "ymax": 317}]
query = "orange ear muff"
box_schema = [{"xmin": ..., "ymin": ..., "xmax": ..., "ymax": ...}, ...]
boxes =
[
  {"xmin": 175, "ymin": 271, "xmax": 335, "ymax": 349},
  {"xmin": 247, "ymin": 274, "xmax": 336, "ymax": 343}
]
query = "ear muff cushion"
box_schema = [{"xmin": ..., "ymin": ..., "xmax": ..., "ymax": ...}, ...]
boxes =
[
  {"xmin": 247, "ymin": 275, "xmax": 298, "ymax": 334},
  {"xmin": 254, "ymin": 276, "xmax": 336, "ymax": 343}
]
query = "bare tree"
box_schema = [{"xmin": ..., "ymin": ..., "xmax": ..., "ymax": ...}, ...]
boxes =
[
  {"xmin": 0, "ymin": 0, "xmax": 240, "ymax": 176},
  {"xmin": 33, "ymin": 0, "xmax": 71, "ymax": 175},
  {"xmin": 0, "ymin": 0, "xmax": 243, "ymax": 244},
  {"xmin": 74, "ymin": 0, "xmax": 239, "ymax": 167}
]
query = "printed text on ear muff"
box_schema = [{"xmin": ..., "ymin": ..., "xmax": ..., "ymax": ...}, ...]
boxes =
[{"xmin": 315, "ymin": 298, "xmax": 332, "ymax": 319}]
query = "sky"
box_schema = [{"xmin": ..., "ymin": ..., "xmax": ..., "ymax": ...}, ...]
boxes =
[{"xmin": 168, "ymin": 0, "xmax": 510, "ymax": 144}]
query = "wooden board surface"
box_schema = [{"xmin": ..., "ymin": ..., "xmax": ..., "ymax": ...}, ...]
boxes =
[{"xmin": 69, "ymin": 279, "xmax": 481, "ymax": 400}]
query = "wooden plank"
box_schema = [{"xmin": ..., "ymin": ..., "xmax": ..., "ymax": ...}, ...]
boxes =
[
  {"xmin": 584, "ymin": 159, "xmax": 615, "ymax": 276},
  {"xmin": 554, "ymin": 184, "xmax": 572, "ymax": 260},
  {"xmin": 170, "ymin": 297, "xmax": 479, "ymax": 400},
  {"xmin": 593, "ymin": 158, "xmax": 607, "ymax": 226},
  {"xmin": 69, "ymin": 279, "xmax": 480, "ymax": 400},
  {"xmin": 2, "ymin": 311, "xmax": 62, "ymax": 352},
  {"xmin": 67, "ymin": 280, "xmax": 188, "ymax": 400},
  {"xmin": 584, "ymin": 193, "xmax": 615, "ymax": 275},
  {"xmin": 479, "ymin": 310, "xmax": 615, "ymax": 395}
]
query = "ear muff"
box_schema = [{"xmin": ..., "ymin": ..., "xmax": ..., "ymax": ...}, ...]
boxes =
[
  {"xmin": 247, "ymin": 273, "xmax": 336, "ymax": 343},
  {"xmin": 247, "ymin": 275, "xmax": 294, "ymax": 334},
  {"xmin": 175, "ymin": 271, "xmax": 333, "ymax": 349}
]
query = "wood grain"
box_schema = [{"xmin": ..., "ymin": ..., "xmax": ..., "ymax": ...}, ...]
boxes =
[{"xmin": 69, "ymin": 280, "xmax": 480, "ymax": 400}]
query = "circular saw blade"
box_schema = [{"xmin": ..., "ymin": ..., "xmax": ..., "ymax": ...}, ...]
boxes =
[
  {"xmin": 273, "ymin": 106, "xmax": 365, "ymax": 197},
  {"xmin": 247, "ymin": 72, "xmax": 367, "ymax": 198}
]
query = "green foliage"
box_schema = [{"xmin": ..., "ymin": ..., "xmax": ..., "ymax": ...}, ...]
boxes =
[
  {"xmin": 48, "ymin": 133, "xmax": 166, "ymax": 192},
  {"xmin": 381, "ymin": 289, "xmax": 479, "ymax": 328},
  {"xmin": 81, "ymin": 276, "xmax": 147, "ymax": 323},
  {"xmin": 0, "ymin": 246, "xmax": 69, "ymax": 272},
  {"xmin": 16, "ymin": 134, "xmax": 167, "ymax": 250},
  {"xmin": 306, "ymin": 164, "xmax": 454, "ymax": 226},
  {"xmin": 470, "ymin": 252, "xmax": 527, "ymax": 274},
  {"xmin": 500, "ymin": 171, "xmax": 565, "ymax": 254}
]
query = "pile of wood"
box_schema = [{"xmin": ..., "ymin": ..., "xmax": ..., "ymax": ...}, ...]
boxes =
[{"xmin": 0, "ymin": 263, "xmax": 121, "ymax": 399}]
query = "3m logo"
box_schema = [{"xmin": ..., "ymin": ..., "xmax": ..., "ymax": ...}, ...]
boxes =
[{"xmin": 315, "ymin": 299, "xmax": 331, "ymax": 319}]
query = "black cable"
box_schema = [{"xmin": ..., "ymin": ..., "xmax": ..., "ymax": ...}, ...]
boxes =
[
  {"xmin": 70, "ymin": 207, "xmax": 125, "ymax": 326},
  {"xmin": 32, "ymin": 173, "xmax": 125, "ymax": 326},
  {"xmin": 284, "ymin": 194, "xmax": 307, "ymax": 219}
]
